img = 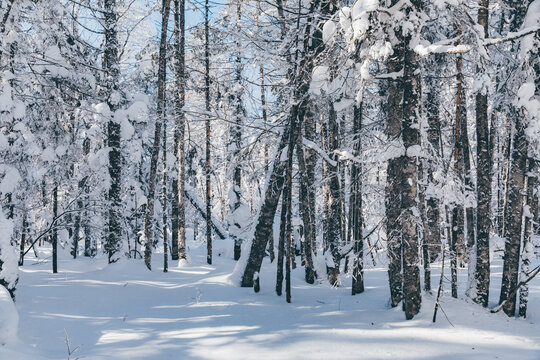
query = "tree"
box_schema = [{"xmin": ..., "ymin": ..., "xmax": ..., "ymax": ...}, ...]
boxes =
[
  {"xmin": 172, "ymin": 0, "xmax": 186, "ymax": 261},
  {"xmin": 103, "ymin": 0, "xmax": 123, "ymax": 264},
  {"xmin": 144, "ymin": 0, "xmax": 172, "ymax": 270}
]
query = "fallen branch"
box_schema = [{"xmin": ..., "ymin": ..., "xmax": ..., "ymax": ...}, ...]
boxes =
[
  {"xmin": 491, "ymin": 264, "xmax": 540, "ymax": 313},
  {"xmin": 184, "ymin": 185, "xmax": 227, "ymax": 240}
]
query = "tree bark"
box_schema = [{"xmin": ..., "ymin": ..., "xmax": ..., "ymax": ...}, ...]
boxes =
[
  {"xmin": 385, "ymin": 0, "xmax": 422, "ymax": 319},
  {"xmin": 52, "ymin": 186, "xmax": 58, "ymax": 274},
  {"xmin": 104, "ymin": 0, "xmax": 122, "ymax": 264},
  {"xmin": 204, "ymin": 0, "xmax": 212, "ymax": 265},
  {"xmin": 351, "ymin": 104, "xmax": 364, "ymax": 295},
  {"xmin": 498, "ymin": 0, "xmax": 533, "ymax": 317},
  {"xmin": 324, "ymin": 102, "xmax": 342, "ymax": 286},
  {"xmin": 162, "ymin": 95, "xmax": 168, "ymax": 273},
  {"xmin": 230, "ymin": 2, "xmax": 244, "ymax": 261},
  {"xmin": 473, "ymin": 0, "xmax": 491, "ymax": 307},
  {"xmin": 172, "ymin": 0, "xmax": 186, "ymax": 261},
  {"xmin": 240, "ymin": 0, "xmax": 335, "ymax": 288},
  {"xmin": 518, "ymin": 159, "xmax": 535, "ymax": 317},
  {"xmin": 499, "ymin": 117, "xmax": 527, "ymax": 316},
  {"xmin": 425, "ymin": 55, "xmax": 442, "ymax": 263},
  {"xmin": 144, "ymin": 0, "xmax": 171, "ymax": 270}
]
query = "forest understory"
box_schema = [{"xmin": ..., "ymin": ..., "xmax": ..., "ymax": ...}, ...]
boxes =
[
  {"xmin": 1, "ymin": 235, "xmax": 540, "ymax": 360},
  {"xmin": 1, "ymin": 0, "xmax": 540, "ymax": 358}
]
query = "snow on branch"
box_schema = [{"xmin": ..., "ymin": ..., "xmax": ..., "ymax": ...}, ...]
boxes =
[
  {"xmin": 415, "ymin": 26, "xmax": 540, "ymax": 57},
  {"xmin": 302, "ymin": 138, "xmax": 337, "ymax": 167}
]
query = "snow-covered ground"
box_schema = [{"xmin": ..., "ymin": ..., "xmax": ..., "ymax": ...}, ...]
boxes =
[{"xmin": 2, "ymin": 238, "xmax": 540, "ymax": 360}]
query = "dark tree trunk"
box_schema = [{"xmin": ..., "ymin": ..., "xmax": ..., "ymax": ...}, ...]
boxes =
[
  {"xmin": 499, "ymin": 117, "xmax": 527, "ymax": 316},
  {"xmin": 172, "ymin": 0, "xmax": 186, "ymax": 261},
  {"xmin": 241, "ymin": 123, "xmax": 289, "ymax": 288},
  {"xmin": 277, "ymin": 105, "xmax": 296, "ymax": 298},
  {"xmin": 325, "ymin": 102, "xmax": 342, "ymax": 286},
  {"xmin": 498, "ymin": 0, "xmax": 533, "ymax": 318},
  {"xmin": 204, "ymin": 0, "xmax": 212, "ymax": 265},
  {"xmin": 453, "ymin": 37, "xmax": 466, "ymax": 271},
  {"xmin": 473, "ymin": 0, "xmax": 491, "ymax": 307},
  {"xmin": 519, "ymin": 159, "xmax": 535, "ymax": 317},
  {"xmin": 401, "ymin": 35, "xmax": 422, "ymax": 319},
  {"xmin": 162, "ymin": 96, "xmax": 168, "ymax": 273},
  {"xmin": 104, "ymin": 0, "xmax": 122, "ymax": 264},
  {"xmin": 418, "ymin": 161, "xmax": 431, "ymax": 291},
  {"xmin": 52, "ymin": 186, "xmax": 58, "ymax": 274},
  {"xmin": 296, "ymin": 133, "xmax": 316, "ymax": 284},
  {"xmin": 241, "ymin": 0, "xmax": 336, "ymax": 288},
  {"xmin": 425, "ymin": 56, "xmax": 442, "ymax": 263},
  {"xmin": 385, "ymin": 0, "xmax": 422, "ymax": 319},
  {"xmin": 18, "ymin": 215, "xmax": 27, "ymax": 266},
  {"xmin": 385, "ymin": 67, "xmax": 404, "ymax": 308},
  {"xmin": 144, "ymin": 0, "xmax": 171, "ymax": 270},
  {"xmin": 351, "ymin": 104, "xmax": 364, "ymax": 295}
]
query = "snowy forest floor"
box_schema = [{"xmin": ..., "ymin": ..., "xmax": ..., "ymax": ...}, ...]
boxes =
[{"xmin": 2, "ymin": 238, "xmax": 540, "ymax": 360}]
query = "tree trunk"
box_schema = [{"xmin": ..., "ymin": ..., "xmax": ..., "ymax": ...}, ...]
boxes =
[
  {"xmin": 499, "ymin": 117, "xmax": 527, "ymax": 316},
  {"xmin": 498, "ymin": 0, "xmax": 533, "ymax": 318},
  {"xmin": 325, "ymin": 102, "xmax": 342, "ymax": 286},
  {"xmin": 519, "ymin": 159, "xmax": 535, "ymax": 317},
  {"xmin": 52, "ymin": 186, "xmax": 58, "ymax": 274},
  {"xmin": 385, "ymin": 0, "xmax": 422, "ymax": 318},
  {"xmin": 401, "ymin": 34, "xmax": 422, "ymax": 319},
  {"xmin": 385, "ymin": 62, "xmax": 404, "ymax": 308},
  {"xmin": 162, "ymin": 95, "xmax": 169, "ymax": 273},
  {"xmin": 204, "ymin": 0, "xmax": 212, "ymax": 265},
  {"xmin": 104, "ymin": 0, "xmax": 122, "ymax": 264},
  {"xmin": 473, "ymin": 0, "xmax": 491, "ymax": 307},
  {"xmin": 418, "ymin": 160, "xmax": 431, "ymax": 291},
  {"xmin": 172, "ymin": 0, "xmax": 186, "ymax": 261},
  {"xmin": 144, "ymin": 0, "xmax": 171, "ymax": 270},
  {"xmin": 425, "ymin": 55, "xmax": 442, "ymax": 263},
  {"xmin": 241, "ymin": 0, "xmax": 335, "ymax": 288},
  {"xmin": 18, "ymin": 214, "xmax": 27, "ymax": 266},
  {"xmin": 351, "ymin": 103, "xmax": 364, "ymax": 295},
  {"xmin": 453, "ymin": 35, "xmax": 466, "ymax": 271},
  {"xmin": 229, "ymin": 2, "xmax": 244, "ymax": 261},
  {"xmin": 296, "ymin": 129, "xmax": 316, "ymax": 284}
]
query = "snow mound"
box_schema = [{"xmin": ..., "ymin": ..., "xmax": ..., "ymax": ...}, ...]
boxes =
[{"xmin": 0, "ymin": 286, "xmax": 18, "ymax": 345}]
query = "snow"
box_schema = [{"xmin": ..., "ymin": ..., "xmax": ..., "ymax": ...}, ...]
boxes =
[
  {"xmin": 351, "ymin": 0, "xmax": 376, "ymax": 40},
  {"xmin": 0, "ymin": 286, "xmax": 18, "ymax": 345},
  {"xmin": 322, "ymin": 20, "xmax": 337, "ymax": 44},
  {"xmin": 309, "ymin": 66, "xmax": 329, "ymax": 96},
  {"xmin": 0, "ymin": 166, "xmax": 21, "ymax": 194},
  {"xmin": 0, "ymin": 208, "xmax": 17, "ymax": 294},
  {"xmin": 2, "ymin": 237, "xmax": 540, "ymax": 359},
  {"xmin": 302, "ymin": 138, "xmax": 337, "ymax": 167},
  {"xmin": 521, "ymin": 0, "xmax": 540, "ymax": 56}
]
